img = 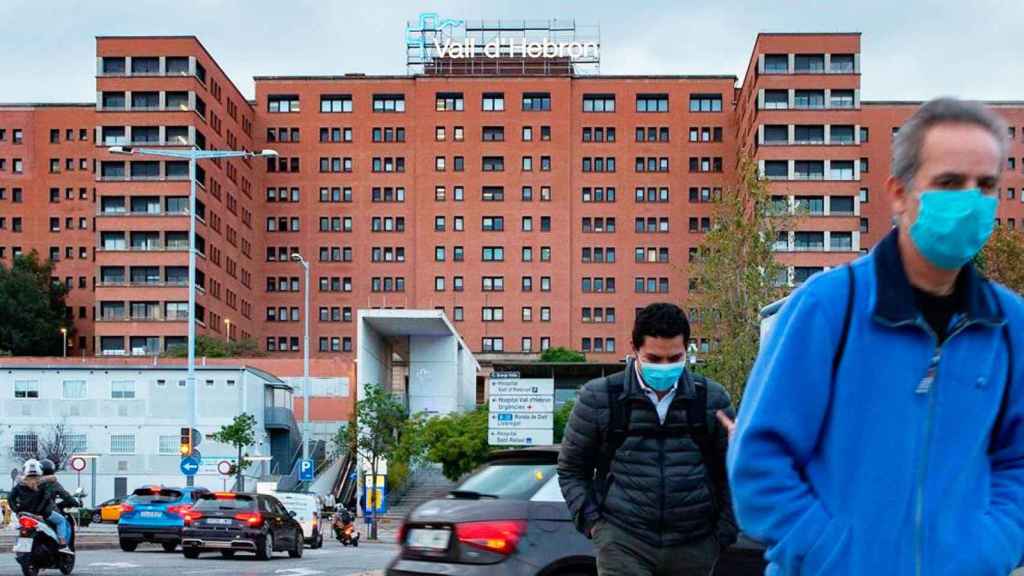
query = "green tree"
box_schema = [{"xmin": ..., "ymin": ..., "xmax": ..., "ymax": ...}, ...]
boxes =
[
  {"xmin": 0, "ymin": 251, "xmax": 72, "ymax": 356},
  {"xmin": 539, "ymin": 347, "xmax": 586, "ymax": 363},
  {"xmin": 420, "ymin": 407, "xmax": 491, "ymax": 481},
  {"xmin": 164, "ymin": 335, "xmax": 264, "ymax": 358},
  {"xmin": 209, "ymin": 413, "xmax": 257, "ymax": 491},
  {"xmin": 553, "ymin": 400, "xmax": 575, "ymax": 444},
  {"xmin": 978, "ymin": 226, "xmax": 1024, "ymax": 294},
  {"xmin": 689, "ymin": 154, "xmax": 791, "ymax": 403},
  {"xmin": 348, "ymin": 383, "xmax": 407, "ymax": 540}
]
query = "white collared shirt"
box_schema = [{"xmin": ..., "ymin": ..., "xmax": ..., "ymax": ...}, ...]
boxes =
[{"xmin": 634, "ymin": 360, "xmax": 678, "ymax": 424}]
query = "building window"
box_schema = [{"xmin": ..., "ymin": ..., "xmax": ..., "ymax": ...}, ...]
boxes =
[
  {"xmin": 268, "ymin": 95, "xmax": 300, "ymax": 113},
  {"xmin": 13, "ymin": 434, "xmax": 38, "ymax": 456},
  {"xmin": 482, "ymin": 337, "xmax": 504, "ymax": 352},
  {"xmin": 319, "ymin": 94, "xmax": 353, "ymax": 113},
  {"xmin": 583, "ymin": 94, "xmax": 615, "ymax": 112},
  {"xmin": 62, "ymin": 380, "xmax": 86, "ymax": 399},
  {"xmin": 14, "ymin": 380, "xmax": 39, "ymax": 399},
  {"xmin": 482, "ymin": 93, "xmax": 504, "ymax": 111},
  {"xmin": 636, "ymin": 94, "xmax": 669, "ymax": 113},
  {"xmin": 373, "ymin": 94, "xmax": 405, "ymax": 112},
  {"xmin": 690, "ymin": 94, "xmax": 723, "ymax": 112},
  {"xmin": 763, "ymin": 54, "xmax": 788, "ymax": 73},
  {"xmin": 111, "ymin": 380, "xmax": 136, "ymax": 399},
  {"xmin": 435, "ymin": 92, "xmax": 464, "ymax": 111},
  {"xmin": 522, "ymin": 92, "xmax": 551, "ymax": 111},
  {"xmin": 110, "ymin": 434, "xmax": 135, "ymax": 455}
]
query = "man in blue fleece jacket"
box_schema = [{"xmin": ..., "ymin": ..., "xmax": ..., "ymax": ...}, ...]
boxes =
[{"xmin": 728, "ymin": 97, "xmax": 1024, "ymax": 575}]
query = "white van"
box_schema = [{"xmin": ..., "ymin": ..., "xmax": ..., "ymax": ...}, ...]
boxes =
[{"xmin": 270, "ymin": 492, "xmax": 324, "ymax": 548}]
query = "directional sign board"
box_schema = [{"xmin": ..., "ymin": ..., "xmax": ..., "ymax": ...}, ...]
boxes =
[
  {"xmin": 488, "ymin": 372, "xmax": 555, "ymax": 446},
  {"xmin": 180, "ymin": 456, "xmax": 201, "ymax": 476},
  {"xmin": 300, "ymin": 459, "xmax": 314, "ymax": 482}
]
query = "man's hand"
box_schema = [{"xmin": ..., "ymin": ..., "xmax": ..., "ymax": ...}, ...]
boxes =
[{"xmin": 716, "ymin": 410, "xmax": 736, "ymax": 443}]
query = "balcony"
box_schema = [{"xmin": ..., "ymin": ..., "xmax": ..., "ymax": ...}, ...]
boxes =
[{"xmin": 97, "ymin": 280, "xmax": 188, "ymax": 288}]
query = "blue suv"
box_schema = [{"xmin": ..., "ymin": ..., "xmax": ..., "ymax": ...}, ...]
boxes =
[{"xmin": 118, "ymin": 486, "xmax": 210, "ymax": 552}]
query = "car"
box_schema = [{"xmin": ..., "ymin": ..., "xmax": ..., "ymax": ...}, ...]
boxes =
[
  {"xmin": 117, "ymin": 486, "xmax": 210, "ymax": 552},
  {"xmin": 269, "ymin": 491, "xmax": 325, "ymax": 548},
  {"xmin": 386, "ymin": 446, "xmax": 768, "ymax": 576},
  {"xmin": 92, "ymin": 497, "xmax": 127, "ymax": 524},
  {"xmin": 180, "ymin": 492, "xmax": 305, "ymax": 560}
]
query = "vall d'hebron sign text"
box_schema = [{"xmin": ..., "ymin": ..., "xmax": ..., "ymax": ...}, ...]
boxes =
[
  {"xmin": 434, "ymin": 38, "xmax": 599, "ymax": 60},
  {"xmin": 488, "ymin": 372, "xmax": 555, "ymax": 446}
]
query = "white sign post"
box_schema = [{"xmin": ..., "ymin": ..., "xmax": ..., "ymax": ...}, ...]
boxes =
[{"xmin": 488, "ymin": 373, "xmax": 555, "ymax": 446}]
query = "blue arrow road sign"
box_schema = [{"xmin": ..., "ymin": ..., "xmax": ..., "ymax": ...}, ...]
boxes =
[
  {"xmin": 299, "ymin": 459, "xmax": 314, "ymax": 482},
  {"xmin": 180, "ymin": 456, "xmax": 201, "ymax": 476}
]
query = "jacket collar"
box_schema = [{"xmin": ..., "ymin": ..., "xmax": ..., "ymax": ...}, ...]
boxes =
[{"xmin": 871, "ymin": 228, "xmax": 1003, "ymax": 327}]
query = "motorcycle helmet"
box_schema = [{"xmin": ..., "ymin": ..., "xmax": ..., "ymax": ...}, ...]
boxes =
[
  {"xmin": 39, "ymin": 459, "xmax": 56, "ymax": 476},
  {"xmin": 22, "ymin": 459, "xmax": 42, "ymax": 478}
]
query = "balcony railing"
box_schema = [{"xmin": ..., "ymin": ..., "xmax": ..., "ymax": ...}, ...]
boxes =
[{"xmin": 97, "ymin": 280, "xmax": 189, "ymax": 288}]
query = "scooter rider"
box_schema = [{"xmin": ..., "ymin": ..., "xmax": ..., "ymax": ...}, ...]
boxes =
[
  {"xmin": 8, "ymin": 459, "xmax": 75, "ymax": 553},
  {"xmin": 39, "ymin": 458, "xmax": 79, "ymax": 550}
]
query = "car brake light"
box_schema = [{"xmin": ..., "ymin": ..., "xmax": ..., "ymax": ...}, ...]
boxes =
[
  {"xmin": 455, "ymin": 520, "xmax": 526, "ymax": 555},
  {"xmin": 214, "ymin": 492, "xmax": 236, "ymax": 499},
  {"xmin": 167, "ymin": 504, "xmax": 192, "ymax": 517},
  {"xmin": 234, "ymin": 512, "xmax": 263, "ymax": 527},
  {"xmin": 183, "ymin": 510, "xmax": 203, "ymax": 526},
  {"xmin": 120, "ymin": 503, "xmax": 134, "ymax": 514},
  {"xmin": 19, "ymin": 516, "xmax": 39, "ymax": 530},
  {"xmin": 398, "ymin": 522, "xmax": 407, "ymax": 544}
]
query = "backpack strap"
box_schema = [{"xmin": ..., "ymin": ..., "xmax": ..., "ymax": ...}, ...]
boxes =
[
  {"xmin": 595, "ymin": 370, "xmax": 629, "ymax": 499},
  {"xmin": 986, "ymin": 283, "xmax": 1014, "ymax": 454},
  {"xmin": 832, "ymin": 264, "xmax": 856, "ymax": 382},
  {"xmin": 687, "ymin": 373, "xmax": 723, "ymax": 515}
]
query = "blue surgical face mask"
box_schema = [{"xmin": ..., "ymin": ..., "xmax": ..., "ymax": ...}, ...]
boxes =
[
  {"xmin": 908, "ymin": 188, "xmax": 997, "ymax": 270},
  {"xmin": 638, "ymin": 360, "xmax": 685, "ymax": 392}
]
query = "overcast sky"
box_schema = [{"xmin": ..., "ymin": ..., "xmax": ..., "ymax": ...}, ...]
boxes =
[{"xmin": 1, "ymin": 0, "xmax": 1020, "ymax": 103}]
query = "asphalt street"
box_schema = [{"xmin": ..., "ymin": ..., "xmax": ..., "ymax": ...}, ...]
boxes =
[{"xmin": 0, "ymin": 540, "xmax": 399, "ymax": 576}]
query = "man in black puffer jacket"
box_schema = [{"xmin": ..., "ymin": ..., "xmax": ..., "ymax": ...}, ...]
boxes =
[{"xmin": 558, "ymin": 303, "xmax": 737, "ymax": 575}]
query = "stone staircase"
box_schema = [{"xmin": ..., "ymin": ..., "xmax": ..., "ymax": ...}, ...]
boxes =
[{"xmin": 373, "ymin": 468, "xmax": 456, "ymax": 535}]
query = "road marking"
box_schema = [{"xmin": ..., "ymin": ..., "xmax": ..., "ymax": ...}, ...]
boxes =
[
  {"xmin": 87, "ymin": 562, "xmax": 142, "ymax": 569},
  {"xmin": 274, "ymin": 569, "xmax": 325, "ymax": 576}
]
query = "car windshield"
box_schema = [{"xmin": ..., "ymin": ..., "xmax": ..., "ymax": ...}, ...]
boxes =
[
  {"xmin": 129, "ymin": 489, "xmax": 182, "ymax": 505},
  {"xmin": 456, "ymin": 462, "xmax": 556, "ymax": 500},
  {"xmin": 194, "ymin": 494, "xmax": 256, "ymax": 512}
]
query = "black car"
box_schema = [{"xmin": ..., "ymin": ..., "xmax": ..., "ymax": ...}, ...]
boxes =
[
  {"xmin": 387, "ymin": 446, "xmax": 768, "ymax": 576},
  {"xmin": 180, "ymin": 492, "xmax": 305, "ymax": 560}
]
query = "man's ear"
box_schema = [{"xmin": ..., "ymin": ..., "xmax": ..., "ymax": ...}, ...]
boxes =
[{"xmin": 887, "ymin": 175, "xmax": 908, "ymax": 223}]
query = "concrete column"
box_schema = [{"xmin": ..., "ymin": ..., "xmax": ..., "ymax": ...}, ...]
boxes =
[
  {"xmin": 158, "ymin": 91, "xmax": 166, "ymax": 110},
  {"xmin": 824, "ymin": 89, "xmax": 832, "ymax": 109},
  {"xmin": 856, "ymin": 191, "xmax": 864, "ymax": 216},
  {"xmin": 758, "ymin": 159, "xmax": 765, "ymax": 177},
  {"xmin": 125, "ymin": 126, "xmax": 133, "ymax": 145},
  {"xmin": 855, "ymin": 89, "xmax": 862, "ymax": 109},
  {"xmin": 825, "ymin": 124, "xmax": 832, "ymax": 145},
  {"xmin": 188, "ymin": 125, "xmax": 196, "ymax": 147},
  {"xmin": 787, "ymin": 160, "xmax": 795, "ymax": 180},
  {"xmin": 788, "ymin": 53, "xmax": 795, "ymax": 74},
  {"xmin": 824, "ymin": 53, "xmax": 831, "ymax": 73},
  {"xmin": 788, "ymin": 89, "xmax": 795, "ymax": 109},
  {"xmin": 188, "ymin": 91, "xmax": 196, "ymax": 112},
  {"xmin": 95, "ymin": 57, "xmax": 102, "ymax": 76},
  {"xmin": 125, "ymin": 91, "xmax": 132, "ymax": 111},
  {"xmin": 855, "ymin": 124, "xmax": 861, "ymax": 145},
  {"xmin": 824, "ymin": 159, "xmax": 832, "ymax": 180},
  {"xmin": 189, "ymin": 56, "xmax": 197, "ymax": 77},
  {"xmin": 95, "ymin": 91, "xmax": 102, "ymax": 111},
  {"xmin": 158, "ymin": 56, "xmax": 166, "ymax": 75},
  {"xmin": 125, "ymin": 57, "xmax": 133, "ymax": 77},
  {"xmin": 824, "ymin": 231, "xmax": 832, "ymax": 251},
  {"xmin": 757, "ymin": 89, "xmax": 765, "ymax": 109},
  {"xmin": 854, "ymin": 53, "xmax": 861, "ymax": 74},
  {"xmin": 158, "ymin": 126, "xmax": 166, "ymax": 146},
  {"xmin": 757, "ymin": 54, "xmax": 765, "ymax": 74},
  {"xmin": 788, "ymin": 124, "xmax": 795, "ymax": 144},
  {"xmin": 757, "ymin": 125, "xmax": 764, "ymax": 145},
  {"xmin": 853, "ymin": 231, "xmax": 862, "ymax": 251},
  {"xmin": 854, "ymin": 161, "xmax": 861, "ymax": 181},
  {"xmin": 824, "ymin": 196, "xmax": 832, "ymax": 215}
]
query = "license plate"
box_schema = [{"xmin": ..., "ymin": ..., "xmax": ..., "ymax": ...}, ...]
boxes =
[
  {"xmin": 406, "ymin": 528, "xmax": 451, "ymax": 550},
  {"xmin": 140, "ymin": 511, "xmax": 161, "ymax": 518},
  {"xmin": 206, "ymin": 518, "xmax": 232, "ymax": 525},
  {"xmin": 14, "ymin": 538, "xmax": 33, "ymax": 553}
]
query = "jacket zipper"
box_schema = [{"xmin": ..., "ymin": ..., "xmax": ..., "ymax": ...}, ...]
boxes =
[
  {"xmin": 658, "ymin": 434, "xmax": 666, "ymax": 539},
  {"xmin": 912, "ymin": 317, "xmax": 969, "ymax": 576}
]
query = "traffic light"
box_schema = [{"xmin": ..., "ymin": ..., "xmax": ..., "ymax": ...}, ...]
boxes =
[{"xmin": 180, "ymin": 427, "xmax": 192, "ymax": 457}]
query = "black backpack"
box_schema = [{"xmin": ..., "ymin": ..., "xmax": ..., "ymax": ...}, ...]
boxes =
[
  {"xmin": 832, "ymin": 265, "xmax": 1013, "ymax": 450},
  {"xmin": 594, "ymin": 362, "xmax": 726, "ymax": 515}
]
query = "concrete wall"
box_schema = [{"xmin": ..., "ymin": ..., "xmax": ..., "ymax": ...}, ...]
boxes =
[{"xmin": 408, "ymin": 335, "xmax": 459, "ymax": 415}]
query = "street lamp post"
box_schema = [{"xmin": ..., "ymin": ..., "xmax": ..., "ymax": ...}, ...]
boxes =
[
  {"xmin": 108, "ymin": 145, "xmax": 278, "ymax": 487},
  {"xmin": 60, "ymin": 328, "xmax": 67, "ymax": 358},
  {"xmin": 291, "ymin": 253, "xmax": 311, "ymax": 478}
]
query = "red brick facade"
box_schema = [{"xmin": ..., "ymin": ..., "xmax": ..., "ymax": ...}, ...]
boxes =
[{"xmin": 1, "ymin": 33, "xmax": 1021, "ymax": 365}]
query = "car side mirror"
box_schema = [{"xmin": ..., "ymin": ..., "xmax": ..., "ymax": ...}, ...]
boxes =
[{"xmin": 288, "ymin": 510, "xmax": 296, "ymax": 517}]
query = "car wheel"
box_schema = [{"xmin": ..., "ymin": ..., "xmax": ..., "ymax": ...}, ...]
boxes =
[
  {"xmin": 182, "ymin": 548, "xmax": 200, "ymax": 559},
  {"xmin": 91, "ymin": 511, "xmax": 101, "ymax": 524},
  {"xmin": 161, "ymin": 542, "xmax": 177, "ymax": 552},
  {"xmin": 256, "ymin": 533, "xmax": 273, "ymax": 561},
  {"xmin": 288, "ymin": 531, "xmax": 303, "ymax": 558},
  {"xmin": 119, "ymin": 540, "xmax": 138, "ymax": 552},
  {"xmin": 314, "ymin": 529, "xmax": 323, "ymax": 549},
  {"xmin": 220, "ymin": 551, "xmax": 235, "ymax": 558}
]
